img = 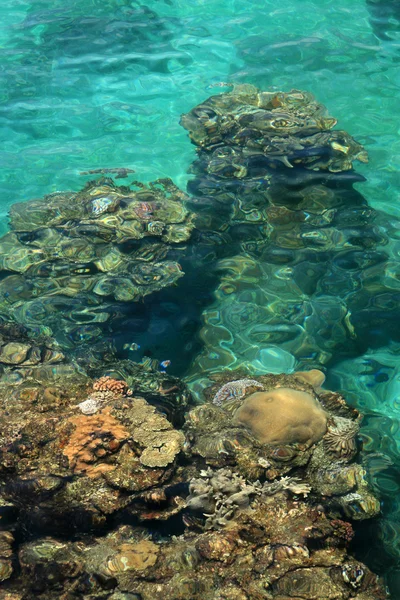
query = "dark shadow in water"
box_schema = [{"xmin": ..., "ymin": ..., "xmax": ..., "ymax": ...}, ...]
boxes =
[{"xmin": 367, "ymin": 0, "xmax": 400, "ymax": 41}]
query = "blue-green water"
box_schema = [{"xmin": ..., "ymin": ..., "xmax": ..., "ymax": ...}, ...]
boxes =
[
  {"xmin": 1, "ymin": 0, "xmax": 400, "ymax": 224},
  {"xmin": 1, "ymin": 0, "xmax": 400, "ymax": 593}
]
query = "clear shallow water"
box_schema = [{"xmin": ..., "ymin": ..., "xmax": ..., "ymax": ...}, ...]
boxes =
[
  {"xmin": 1, "ymin": 0, "xmax": 400, "ymax": 225},
  {"xmin": 1, "ymin": 0, "xmax": 400, "ymax": 593}
]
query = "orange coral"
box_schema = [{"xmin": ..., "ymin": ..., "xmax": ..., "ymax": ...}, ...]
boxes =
[
  {"xmin": 63, "ymin": 407, "xmax": 130, "ymax": 478},
  {"xmin": 92, "ymin": 376, "xmax": 131, "ymax": 396}
]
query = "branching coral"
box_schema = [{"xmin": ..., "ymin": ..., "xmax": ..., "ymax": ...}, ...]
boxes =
[{"xmin": 186, "ymin": 467, "xmax": 311, "ymax": 530}]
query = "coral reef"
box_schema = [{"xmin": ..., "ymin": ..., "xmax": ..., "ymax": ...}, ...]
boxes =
[
  {"xmin": 0, "ymin": 335, "xmax": 388, "ymax": 598},
  {"xmin": 184, "ymin": 371, "xmax": 379, "ymax": 522},
  {"xmin": 0, "ymin": 178, "xmax": 193, "ymax": 359},
  {"xmin": 0, "ymin": 325, "xmax": 188, "ymax": 537},
  {"xmin": 0, "ymin": 84, "xmax": 394, "ymax": 598},
  {"xmin": 181, "ymin": 84, "xmax": 367, "ymax": 172},
  {"xmin": 86, "ymin": 356, "xmax": 192, "ymax": 425},
  {"xmin": 5, "ymin": 482, "xmax": 388, "ymax": 599}
]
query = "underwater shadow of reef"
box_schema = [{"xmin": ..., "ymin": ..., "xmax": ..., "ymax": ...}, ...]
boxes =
[{"xmin": 180, "ymin": 84, "xmax": 400, "ymax": 383}]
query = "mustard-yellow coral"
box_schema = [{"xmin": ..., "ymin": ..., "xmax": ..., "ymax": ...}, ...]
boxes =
[{"xmin": 232, "ymin": 388, "xmax": 327, "ymax": 446}]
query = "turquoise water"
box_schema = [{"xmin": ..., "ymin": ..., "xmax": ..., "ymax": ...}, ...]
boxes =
[
  {"xmin": 1, "ymin": 0, "xmax": 400, "ymax": 593},
  {"xmin": 1, "ymin": 0, "xmax": 400, "ymax": 226}
]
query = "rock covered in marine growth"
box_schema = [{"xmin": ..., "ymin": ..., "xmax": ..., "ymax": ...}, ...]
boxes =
[
  {"xmin": 0, "ymin": 326, "xmax": 189, "ymax": 536},
  {"xmin": 12, "ymin": 505, "xmax": 387, "ymax": 600},
  {"xmin": 184, "ymin": 369, "xmax": 379, "ymax": 521},
  {"xmin": 181, "ymin": 83, "xmax": 368, "ymax": 172},
  {"xmin": 0, "ymin": 354, "xmax": 388, "ymax": 598},
  {"xmin": 0, "ymin": 177, "xmax": 193, "ymax": 354}
]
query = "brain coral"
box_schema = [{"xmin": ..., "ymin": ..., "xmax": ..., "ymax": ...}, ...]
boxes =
[{"xmin": 232, "ymin": 388, "xmax": 327, "ymax": 446}]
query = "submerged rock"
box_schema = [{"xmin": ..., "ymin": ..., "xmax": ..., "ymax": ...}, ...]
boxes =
[
  {"xmin": 184, "ymin": 370, "xmax": 379, "ymax": 521},
  {"xmin": 0, "ymin": 83, "xmax": 392, "ymax": 598},
  {"xmin": 0, "ymin": 324, "xmax": 189, "ymax": 536},
  {"xmin": 180, "ymin": 85, "xmax": 400, "ymax": 387},
  {"xmin": 0, "ymin": 178, "xmax": 193, "ymax": 358},
  {"xmin": 181, "ymin": 84, "xmax": 367, "ymax": 172},
  {"xmin": 9, "ymin": 491, "xmax": 387, "ymax": 599}
]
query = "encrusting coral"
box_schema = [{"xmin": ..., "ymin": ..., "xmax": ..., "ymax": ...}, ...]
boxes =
[{"xmin": 62, "ymin": 407, "xmax": 131, "ymax": 478}]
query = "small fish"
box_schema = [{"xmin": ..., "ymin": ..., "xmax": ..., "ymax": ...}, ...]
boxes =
[
  {"xmin": 80, "ymin": 167, "xmax": 135, "ymax": 179},
  {"xmin": 123, "ymin": 342, "xmax": 141, "ymax": 351},
  {"xmin": 331, "ymin": 29, "xmax": 381, "ymax": 51},
  {"xmin": 267, "ymin": 36, "xmax": 322, "ymax": 50},
  {"xmin": 160, "ymin": 360, "xmax": 171, "ymax": 369},
  {"xmin": 207, "ymin": 82, "xmax": 234, "ymax": 89}
]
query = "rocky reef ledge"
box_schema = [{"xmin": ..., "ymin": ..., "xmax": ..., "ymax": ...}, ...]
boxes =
[{"xmin": 0, "ymin": 325, "xmax": 388, "ymax": 599}]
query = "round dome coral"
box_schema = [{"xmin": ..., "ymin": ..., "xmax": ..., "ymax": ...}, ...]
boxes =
[{"xmin": 232, "ymin": 387, "xmax": 327, "ymax": 446}]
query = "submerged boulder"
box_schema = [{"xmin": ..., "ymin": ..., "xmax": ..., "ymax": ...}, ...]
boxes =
[
  {"xmin": 184, "ymin": 370, "xmax": 379, "ymax": 521},
  {"xmin": 180, "ymin": 85, "xmax": 400, "ymax": 387}
]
